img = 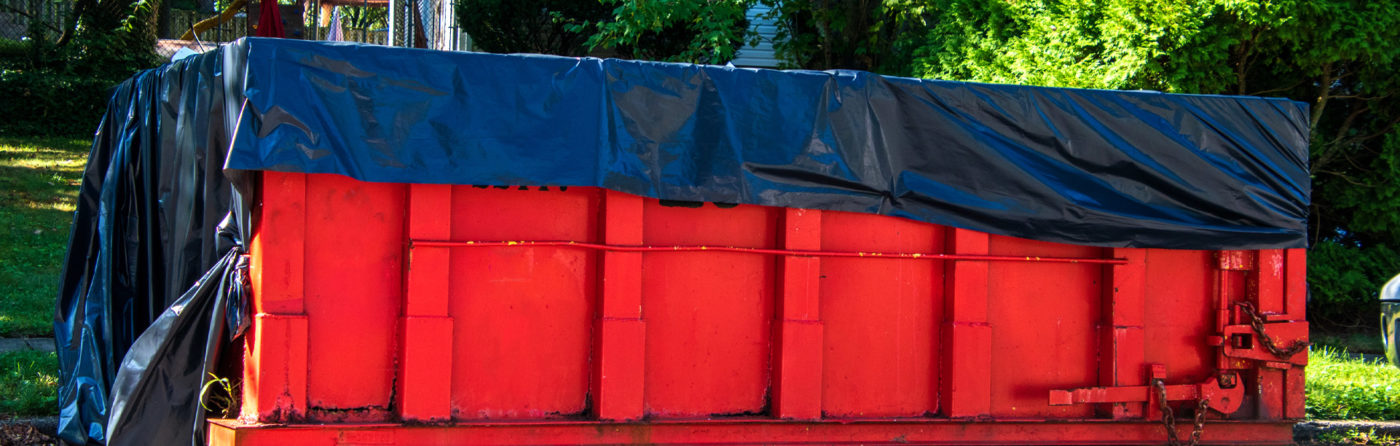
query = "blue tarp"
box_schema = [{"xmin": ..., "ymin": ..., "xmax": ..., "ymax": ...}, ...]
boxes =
[
  {"xmin": 229, "ymin": 38, "xmax": 1309, "ymax": 249},
  {"xmin": 57, "ymin": 37, "xmax": 1310, "ymax": 445}
]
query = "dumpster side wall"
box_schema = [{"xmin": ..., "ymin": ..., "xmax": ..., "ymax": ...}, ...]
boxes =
[{"xmin": 236, "ymin": 171, "xmax": 1307, "ymax": 443}]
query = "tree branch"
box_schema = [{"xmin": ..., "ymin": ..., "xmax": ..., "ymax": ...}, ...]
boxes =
[
  {"xmin": 1329, "ymin": 104, "xmax": 1372, "ymax": 147},
  {"xmin": 1248, "ymin": 80, "xmax": 1305, "ymax": 97},
  {"xmin": 1310, "ymin": 62, "xmax": 1334, "ymax": 136}
]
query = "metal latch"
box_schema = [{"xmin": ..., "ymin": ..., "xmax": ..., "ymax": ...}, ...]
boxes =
[
  {"xmin": 1207, "ymin": 302, "xmax": 1309, "ymax": 369},
  {"xmin": 1048, "ymin": 364, "xmax": 1243, "ymax": 415}
]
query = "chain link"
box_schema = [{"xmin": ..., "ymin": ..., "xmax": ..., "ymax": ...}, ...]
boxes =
[
  {"xmin": 1236, "ymin": 301, "xmax": 1309, "ymax": 358},
  {"xmin": 1190, "ymin": 398, "xmax": 1210, "ymax": 446},
  {"xmin": 1154, "ymin": 379, "xmax": 1210, "ymax": 446}
]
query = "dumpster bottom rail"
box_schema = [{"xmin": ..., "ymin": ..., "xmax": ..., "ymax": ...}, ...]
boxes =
[{"xmin": 207, "ymin": 418, "xmax": 1296, "ymax": 445}]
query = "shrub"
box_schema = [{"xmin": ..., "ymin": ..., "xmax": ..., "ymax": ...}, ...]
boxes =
[
  {"xmin": 1309, "ymin": 240, "xmax": 1400, "ymax": 330},
  {"xmin": 0, "ymin": 69, "xmax": 118, "ymax": 137}
]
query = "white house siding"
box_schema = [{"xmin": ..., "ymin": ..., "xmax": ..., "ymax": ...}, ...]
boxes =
[{"xmin": 730, "ymin": 4, "xmax": 781, "ymax": 68}]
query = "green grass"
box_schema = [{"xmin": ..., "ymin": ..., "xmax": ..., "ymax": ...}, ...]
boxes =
[
  {"xmin": 1308, "ymin": 346, "xmax": 1400, "ymax": 420},
  {"xmin": 0, "ymin": 135, "xmax": 88, "ymax": 337},
  {"xmin": 0, "ymin": 350, "xmax": 60, "ymax": 416},
  {"xmin": 1313, "ymin": 428, "xmax": 1400, "ymax": 446}
]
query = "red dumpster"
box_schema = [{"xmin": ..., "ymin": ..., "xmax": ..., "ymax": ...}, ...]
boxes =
[
  {"xmin": 208, "ymin": 171, "xmax": 1307, "ymax": 445},
  {"xmin": 57, "ymin": 38, "xmax": 1312, "ymax": 446}
]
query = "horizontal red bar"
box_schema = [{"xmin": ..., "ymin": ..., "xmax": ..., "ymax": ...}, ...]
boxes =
[
  {"xmin": 411, "ymin": 240, "xmax": 1127, "ymax": 265},
  {"xmin": 208, "ymin": 419, "xmax": 1293, "ymax": 445}
]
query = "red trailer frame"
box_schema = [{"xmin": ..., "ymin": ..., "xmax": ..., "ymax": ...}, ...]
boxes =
[{"xmin": 211, "ymin": 172, "xmax": 1307, "ymax": 445}]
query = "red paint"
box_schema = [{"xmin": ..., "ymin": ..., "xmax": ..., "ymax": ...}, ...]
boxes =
[
  {"xmin": 208, "ymin": 419, "xmax": 1296, "ymax": 445},
  {"xmin": 231, "ymin": 173, "xmax": 1305, "ymax": 445},
  {"xmin": 412, "ymin": 240, "xmax": 1127, "ymax": 264}
]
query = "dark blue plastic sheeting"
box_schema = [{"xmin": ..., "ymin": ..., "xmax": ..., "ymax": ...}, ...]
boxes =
[
  {"xmin": 59, "ymin": 37, "xmax": 1310, "ymax": 446},
  {"xmin": 228, "ymin": 37, "xmax": 1309, "ymax": 249}
]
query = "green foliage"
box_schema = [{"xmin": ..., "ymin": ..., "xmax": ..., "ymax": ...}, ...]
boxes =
[
  {"xmin": 0, "ymin": 68, "xmax": 119, "ymax": 137},
  {"xmin": 456, "ymin": 0, "xmax": 754, "ymax": 64},
  {"xmin": 0, "ymin": 351, "xmax": 60, "ymax": 416},
  {"xmin": 1306, "ymin": 347, "xmax": 1400, "ymax": 420},
  {"xmin": 913, "ymin": 0, "xmax": 1400, "ymax": 331},
  {"xmin": 200, "ymin": 373, "xmax": 240, "ymax": 418},
  {"xmin": 1313, "ymin": 329, "xmax": 1386, "ymax": 355},
  {"xmin": 0, "ymin": 9, "xmax": 158, "ymax": 137},
  {"xmin": 455, "ymin": 0, "xmax": 610, "ymax": 56},
  {"xmin": 1312, "ymin": 428, "xmax": 1400, "ymax": 446},
  {"xmin": 1308, "ymin": 240, "xmax": 1400, "ymax": 329},
  {"xmin": 0, "ymin": 136, "xmax": 89, "ymax": 337},
  {"xmin": 580, "ymin": 0, "xmax": 755, "ymax": 64},
  {"xmin": 761, "ymin": 0, "xmax": 930, "ymax": 74}
]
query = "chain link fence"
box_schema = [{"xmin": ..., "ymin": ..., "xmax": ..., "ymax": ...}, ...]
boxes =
[
  {"xmin": 1, "ymin": 0, "xmax": 450, "ymax": 61},
  {"xmin": 0, "ymin": 0, "xmax": 69, "ymax": 44}
]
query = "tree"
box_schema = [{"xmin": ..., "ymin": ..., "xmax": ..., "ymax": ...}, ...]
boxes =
[
  {"xmin": 456, "ymin": 0, "xmax": 754, "ymax": 64},
  {"xmin": 455, "ymin": 0, "xmax": 611, "ymax": 56},
  {"xmin": 581, "ymin": 0, "xmax": 754, "ymax": 64},
  {"xmin": 760, "ymin": 0, "xmax": 931, "ymax": 75},
  {"xmin": 913, "ymin": 0, "xmax": 1400, "ymax": 328}
]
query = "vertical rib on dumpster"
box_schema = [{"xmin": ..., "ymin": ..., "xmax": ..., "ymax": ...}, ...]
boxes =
[
  {"xmin": 244, "ymin": 171, "xmax": 309, "ymax": 422},
  {"xmin": 1285, "ymin": 248, "xmax": 1308, "ymax": 419},
  {"xmin": 400, "ymin": 183, "xmax": 453, "ymax": 422},
  {"xmin": 940, "ymin": 228, "xmax": 991, "ymax": 418},
  {"xmin": 1102, "ymin": 248, "xmax": 1147, "ymax": 419},
  {"xmin": 595, "ymin": 190, "xmax": 645, "ymax": 421},
  {"xmin": 772, "ymin": 208, "xmax": 822, "ymax": 420}
]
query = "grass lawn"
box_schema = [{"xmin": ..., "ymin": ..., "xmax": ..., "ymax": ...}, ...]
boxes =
[
  {"xmin": 0, "ymin": 136, "xmax": 88, "ymax": 337},
  {"xmin": 1307, "ymin": 347, "xmax": 1400, "ymax": 420},
  {"xmin": 0, "ymin": 350, "xmax": 59, "ymax": 416}
]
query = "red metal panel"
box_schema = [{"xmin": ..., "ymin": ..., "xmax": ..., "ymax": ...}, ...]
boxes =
[
  {"xmin": 1255, "ymin": 249, "xmax": 1285, "ymax": 315},
  {"xmin": 240, "ymin": 314, "xmax": 308, "ymax": 422},
  {"xmin": 1284, "ymin": 249, "xmax": 1307, "ymax": 319},
  {"xmin": 398, "ymin": 316, "xmax": 452, "ymax": 421},
  {"xmin": 405, "ymin": 184, "xmax": 452, "ymax": 316},
  {"xmin": 447, "ymin": 186, "xmax": 599, "ymax": 419},
  {"xmin": 1102, "ymin": 248, "xmax": 1146, "ymax": 419},
  {"xmin": 250, "ymin": 171, "xmax": 305, "ymax": 315},
  {"xmin": 208, "ymin": 418, "xmax": 1298, "ymax": 445},
  {"xmin": 986, "ymin": 235, "xmax": 1101, "ymax": 418},
  {"xmin": 641, "ymin": 202, "xmax": 777, "ymax": 417},
  {"xmin": 303, "ymin": 174, "xmax": 405, "ymax": 420},
  {"xmin": 1143, "ymin": 249, "xmax": 1215, "ymax": 385},
  {"xmin": 1253, "ymin": 249, "xmax": 1286, "ymax": 419},
  {"xmin": 819, "ymin": 210, "xmax": 941, "ymax": 417}
]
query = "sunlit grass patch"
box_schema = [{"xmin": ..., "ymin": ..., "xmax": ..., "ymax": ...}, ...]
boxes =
[
  {"xmin": 1307, "ymin": 346, "xmax": 1400, "ymax": 420},
  {"xmin": 0, "ymin": 136, "xmax": 89, "ymax": 337},
  {"xmin": 0, "ymin": 350, "xmax": 60, "ymax": 416}
]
